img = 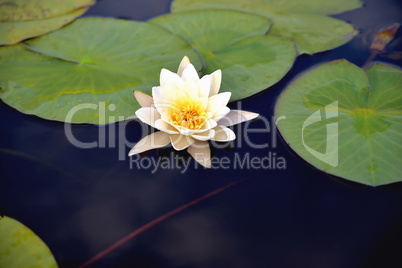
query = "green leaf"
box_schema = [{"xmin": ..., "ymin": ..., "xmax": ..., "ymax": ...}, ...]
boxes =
[
  {"xmin": 150, "ymin": 10, "xmax": 296, "ymax": 101},
  {"xmin": 0, "ymin": 7, "xmax": 90, "ymax": 46},
  {"xmin": 0, "ymin": 0, "xmax": 94, "ymax": 45},
  {"xmin": 275, "ymin": 60, "xmax": 402, "ymax": 186},
  {"xmin": 171, "ymin": 0, "xmax": 362, "ymax": 54},
  {"xmin": 0, "ymin": 0, "xmax": 94, "ymax": 21},
  {"xmin": 0, "ymin": 17, "xmax": 202, "ymax": 124},
  {"xmin": 0, "ymin": 216, "xmax": 58, "ymax": 268}
]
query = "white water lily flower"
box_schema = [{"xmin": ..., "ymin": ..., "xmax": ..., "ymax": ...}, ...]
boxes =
[{"xmin": 128, "ymin": 56, "xmax": 259, "ymax": 168}]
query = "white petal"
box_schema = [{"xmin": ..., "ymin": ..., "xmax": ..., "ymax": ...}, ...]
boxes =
[
  {"xmin": 177, "ymin": 56, "xmax": 190, "ymax": 76},
  {"xmin": 191, "ymin": 129, "xmax": 215, "ymax": 141},
  {"xmin": 153, "ymin": 101, "xmax": 169, "ymax": 119},
  {"xmin": 174, "ymin": 124, "xmax": 199, "ymax": 136},
  {"xmin": 181, "ymin": 63, "xmax": 199, "ymax": 81},
  {"xmin": 152, "ymin": 86, "xmax": 165, "ymax": 101},
  {"xmin": 187, "ymin": 141, "xmax": 211, "ymax": 168},
  {"xmin": 128, "ymin": 131, "xmax": 170, "ymax": 156},
  {"xmin": 172, "ymin": 118, "xmax": 217, "ymax": 136},
  {"xmin": 197, "ymin": 96, "xmax": 209, "ymax": 112},
  {"xmin": 152, "ymin": 85, "xmax": 183, "ymax": 117},
  {"xmin": 160, "ymin": 68, "xmax": 183, "ymax": 88},
  {"xmin": 205, "ymin": 92, "xmax": 231, "ymax": 116},
  {"xmin": 153, "ymin": 84, "xmax": 185, "ymax": 105},
  {"xmin": 209, "ymin": 69, "xmax": 222, "ymax": 97},
  {"xmin": 160, "ymin": 112, "xmax": 193, "ymax": 134},
  {"xmin": 154, "ymin": 119, "xmax": 179, "ymax": 134},
  {"xmin": 153, "ymin": 98, "xmax": 179, "ymax": 118},
  {"xmin": 198, "ymin": 74, "xmax": 211, "ymax": 98},
  {"xmin": 218, "ymin": 110, "xmax": 259, "ymax": 127},
  {"xmin": 134, "ymin": 90, "xmax": 153, "ymax": 107},
  {"xmin": 201, "ymin": 118, "xmax": 218, "ymax": 132},
  {"xmin": 169, "ymin": 134, "xmax": 194, "ymax": 151},
  {"xmin": 212, "ymin": 125, "xmax": 236, "ymax": 142},
  {"xmin": 182, "ymin": 79, "xmax": 199, "ymax": 98},
  {"xmin": 212, "ymin": 106, "xmax": 230, "ymax": 122},
  {"xmin": 135, "ymin": 107, "xmax": 161, "ymax": 128}
]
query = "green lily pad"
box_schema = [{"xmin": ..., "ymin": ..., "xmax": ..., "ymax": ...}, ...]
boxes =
[
  {"xmin": 171, "ymin": 0, "xmax": 362, "ymax": 54},
  {"xmin": 0, "ymin": 17, "xmax": 201, "ymax": 124},
  {"xmin": 275, "ymin": 60, "xmax": 402, "ymax": 186},
  {"xmin": 0, "ymin": 0, "xmax": 94, "ymax": 45},
  {"xmin": 0, "ymin": 216, "xmax": 58, "ymax": 267},
  {"xmin": 0, "ymin": 0, "xmax": 94, "ymax": 21},
  {"xmin": 150, "ymin": 10, "xmax": 296, "ymax": 101},
  {"xmin": 0, "ymin": 7, "xmax": 90, "ymax": 45}
]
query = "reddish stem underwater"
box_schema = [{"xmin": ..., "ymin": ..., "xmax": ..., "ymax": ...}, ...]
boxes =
[{"xmin": 79, "ymin": 177, "xmax": 250, "ymax": 268}]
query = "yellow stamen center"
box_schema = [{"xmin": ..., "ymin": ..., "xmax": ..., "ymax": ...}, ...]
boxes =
[{"xmin": 169, "ymin": 97, "xmax": 207, "ymax": 130}]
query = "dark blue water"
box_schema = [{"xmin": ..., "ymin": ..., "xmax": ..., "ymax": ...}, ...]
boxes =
[{"xmin": 1, "ymin": 0, "xmax": 402, "ymax": 267}]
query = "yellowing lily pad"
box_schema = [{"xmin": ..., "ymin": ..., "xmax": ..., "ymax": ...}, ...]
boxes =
[
  {"xmin": 0, "ymin": 216, "xmax": 58, "ymax": 268},
  {"xmin": 0, "ymin": 0, "xmax": 94, "ymax": 21},
  {"xmin": 0, "ymin": 18, "xmax": 202, "ymax": 124},
  {"xmin": 0, "ymin": 7, "xmax": 90, "ymax": 45},
  {"xmin": 275, "ymin": 60, "xmax": 402, "ymax": 186},
  {"xmin": 150, "ymin": 10, "xmax": 296, "ymax": 101},
  {"xmin": 171, "ymin": 0, "xmax": 362, "ymax": 54},
  {"xmin": 0, "ymin": 0, "xmax": 94, "ymax": 45}
]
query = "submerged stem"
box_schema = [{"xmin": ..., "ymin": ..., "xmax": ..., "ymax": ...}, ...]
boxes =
[{"xmin": 79, "ymin": 176, "xmax": 252, "ymax": 268}]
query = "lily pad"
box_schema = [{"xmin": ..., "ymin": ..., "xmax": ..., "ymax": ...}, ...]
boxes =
[
  {"xmin": 0, "ymin": 0, "xmax": 94, "ymax": 21},
  {"xmin": 0, "ymin": 17, "xmax": 201, "ymax": 124},
  {"xmin": 0, "ymin": 0, "xmax": 94, "ymax": 45},
  {"xmin": 150, "ymin": 10, "xmax": 296, "ymax": 101},
  {"xmin": 171, "ymin": 0, "xmax": 362, "ymax": 54},
  {"xmin": 0, "ymin": 7, "xmax": 90, "ymax": 45},
  {"xmin": 0, "ymin": 216, "xmax": 58, "ymax": 267},
  {"xmin": 275, "ymin": 60, "xmax": 402, "ymax": 186}
]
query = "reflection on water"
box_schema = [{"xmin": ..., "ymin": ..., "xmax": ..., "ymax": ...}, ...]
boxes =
[{"xmin": 1, "ymin": 0, "xmax": 402, "ymax": 267}]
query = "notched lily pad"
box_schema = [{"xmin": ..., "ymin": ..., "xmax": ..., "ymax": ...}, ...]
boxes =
[
  {"xmin": 150, "ymin": 10, "xmax": 296, "ymax": 101},
  {"xmin": 171, "ymin": 0, "xmax": 362, "ymax": 54},
  {"xmin": 0, "ymin": 0, "xmax": 95, "ymax": 45},
  {"xmin": 0, "ymin": 18, "xmax": 202, "ymax": 124},
  {"xmin": 0, "ymin": 216, "xmax": 58, "ymax": 268},
  {"xmin": 275, "ymin": 60, "xmax": 402, "ymax": 186}
]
